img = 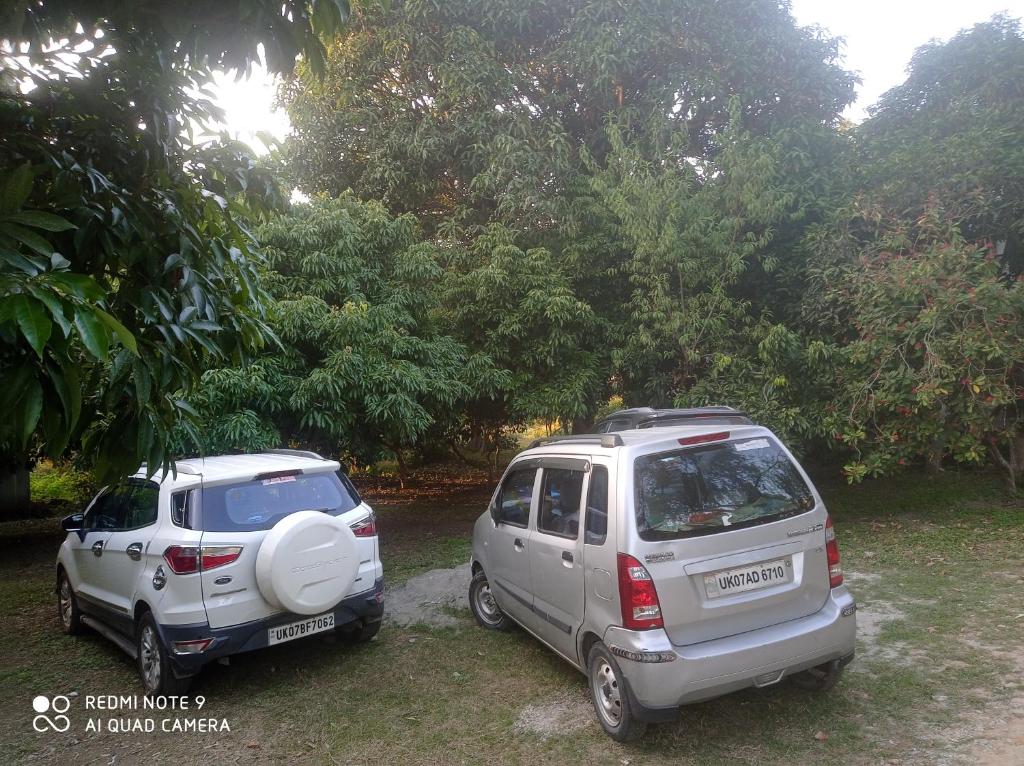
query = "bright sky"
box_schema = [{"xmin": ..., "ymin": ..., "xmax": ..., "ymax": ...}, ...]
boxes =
[{"xmin": 211, "ymin": 1, "xmax": 1024, "ymax": 153}]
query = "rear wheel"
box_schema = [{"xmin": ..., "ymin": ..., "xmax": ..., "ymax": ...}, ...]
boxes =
[
  {"xmin": 137, "ymin": 613, "xmax": 192, "ymax": 697},
  {"xmin": 56, "ymin": 570, "xmax": 82, "ymax": 635},
  {"xmin": 338, "ymin": 619, "xmax": 381, "ymax": 644},
  {"xmin": 469, "ymin": 570, "xmax": 513, "ymax": 631},
  {"xmin": 790, "ymin": 659, "xmax": 844, "ymax": 692},
  {"xmin": 587, "ymin": 642, "xmax": 648, "ymax": 742}
]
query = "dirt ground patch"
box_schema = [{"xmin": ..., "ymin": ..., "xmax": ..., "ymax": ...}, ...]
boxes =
[{"xmin": 386, "ymin": 563, "xmax": 471, "ymax": 627}]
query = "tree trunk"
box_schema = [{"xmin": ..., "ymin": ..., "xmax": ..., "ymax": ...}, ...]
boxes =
[
  {"xmin": 387, "ymin": 444, "xmax": 408, "ymax": 489},
  {"xmin": 926, "ymin": 439, "xmax": 944, "ymax": 475},
  {"xmin": 0, "ymin": 464, "xmax": 31, "ymax": 518},
  {"xmin": 988, "ymin": 432, "xmax": 1024, "ymax": 494},
  {"xmin": 447, "ymin": 439, "xmax": 475, "ymax": 467}
]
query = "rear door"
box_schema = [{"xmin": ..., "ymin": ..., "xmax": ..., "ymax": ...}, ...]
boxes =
[
  {"xmin": 527, "ymin": 458, "xmax": 588, "ymax": 660},
  {"xmin": 628, "ymin": 435, "xmax": 831, "ymax": 646},
  {"xmin": 486, "ymin": 463, "xmax": 540, "ymax": 626}
]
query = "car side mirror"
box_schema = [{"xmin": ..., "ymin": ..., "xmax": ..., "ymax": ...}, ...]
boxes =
[
  {"xmin": 61, "ymin": 513, "xmax": 85, "ymax": 532},
  {"xmin": 489, "ymin": 504, "xmax": 500, "ymax": 525}
]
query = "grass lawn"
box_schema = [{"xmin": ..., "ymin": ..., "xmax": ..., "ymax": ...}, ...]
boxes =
[{"xmin": 0, "ymin": 469, "xmax": 1021, "ymax": 764}]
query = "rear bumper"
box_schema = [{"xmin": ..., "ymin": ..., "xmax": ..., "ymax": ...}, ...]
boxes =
[
  {"xmin": 159, "ymin": 577, "xmax": 385, "ymax": 676},
  {"xmin": 604, "ymin": 586, "xmax": 856, "ymax": 711}
]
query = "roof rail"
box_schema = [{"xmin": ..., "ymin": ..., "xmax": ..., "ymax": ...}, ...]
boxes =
[
  {"xmin": 527, "ymin": 434, "xmax": 624, "ymax": 449},
  {"xmin": 263, "ymin": 448, "xmax": 326, "ymax": 461}
]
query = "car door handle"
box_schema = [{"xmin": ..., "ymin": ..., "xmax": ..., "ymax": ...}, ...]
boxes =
[
  {"xmin": 91, "ymin": 540, "xmax": 104, "ymax": 557},
  {"xmin": 513, "ymin": 538, "xmax": 526, "ymax": 551},
  {"xmin": 126, "ymin": 542, "xmax": 143, "ymax": 561},
  {"xmin": 561, "ymin": 551, "xmax": 574, "ymax": 564}
]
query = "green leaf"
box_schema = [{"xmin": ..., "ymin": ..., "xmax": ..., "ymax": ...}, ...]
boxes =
[
  {"xmin": 20, "ymin": 376, "xmax": 43, "ymax": 450},
  {"xmin": 12, "ymin": 294, "xmax": 52, "ymax": 358},
  {"xmin": 0, "ymin": 222, "xmax": 54, "ymax": 256},
  {"xmin": 0, "ymin": 164, "xmax": 34, "ymax": 215},
  {"xmin": 94, "ymin": 307, "xmax": 139, "ymax": 355},
  {"xmin": 4, "ymin": 210, "xmax": 76, "ymax": 232},
  {"xmin": 74, "ymin": 308, "xmax": 111, "ymax": 360}
]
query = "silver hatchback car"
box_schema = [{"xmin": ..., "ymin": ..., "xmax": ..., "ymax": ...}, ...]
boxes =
[{"xmin": 469, "ymin": 424, "xmax": 856, "ymax": 741}]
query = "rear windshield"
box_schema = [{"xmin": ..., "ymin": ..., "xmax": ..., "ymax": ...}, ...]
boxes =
[
  {"xmin": 633, "ymin": 437, "xmax": 814, "ymax": 541},
  {"xmin": 199, "ymin": 471, "xmax": 361, "ymax": 532}
]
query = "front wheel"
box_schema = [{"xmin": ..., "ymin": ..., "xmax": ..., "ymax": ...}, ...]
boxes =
[
  {"xmin": 137, "ymin": 613, "xmax": 192, "ymax": 697},
  {"xmin": 587, "ymin": 642, "xmax": 648, "ymax": 742},
  {"xmin": 469, "ymin": 570, "xmax": 513, "ymax": 631}
]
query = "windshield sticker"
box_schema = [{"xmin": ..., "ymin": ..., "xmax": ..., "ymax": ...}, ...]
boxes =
[
  {"xmin": 262, "ymin": 475, "xmax": 297, "ymax": 485},
  {"xmin": 734, "ymin": 439, "xmax": 769, "ymax": 451}
]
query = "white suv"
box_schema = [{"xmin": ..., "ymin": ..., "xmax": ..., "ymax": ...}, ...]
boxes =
[
  {"xmin": 55, "ymin": 450, "xmax": 383, "ymax": 695},
  {"xmin": 469, "ymin": 425, "xmax": 856, "ymax": 740}
]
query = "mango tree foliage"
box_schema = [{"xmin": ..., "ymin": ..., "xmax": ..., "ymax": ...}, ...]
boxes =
[
  {"xmin": 855, "ymin": 15, "xmax": 1024, "ymax": 272},
  {"xmin": 280, "ymin": 0, "xmax": 855, "ymax": 234},
  {"xmin": 442, "ymin": 224, "xmax": 603, "ymax": 437},
  {"xmin": 811, "ymin": 208, "xmax": 1024, "ymax": 490},
  {"xmin": 183, "ymin": 196, "xmax": 500, "ymax": 477},
  {"xmin": 0, "ymin": 1, "xmax": 348, "ymax": 499}
]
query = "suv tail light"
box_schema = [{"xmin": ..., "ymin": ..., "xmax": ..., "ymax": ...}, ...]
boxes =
[
  {"xmin": 617, "ymin": 553, "xmax": 664, "ymax": 630},
  {"xmin": 350, "ymin": 511, "xmax": 377, "ymax": 538},
  {"xmin": 163, "ymin": 545, "xmax": 243, "ymax": 574},
  {"xmin": 825, "ymin": 515, "xmax": 843, "ymax": 587}
]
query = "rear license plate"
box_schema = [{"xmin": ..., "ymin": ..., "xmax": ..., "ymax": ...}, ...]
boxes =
[
  {"xmin": 704, "ymin": 558, "xmax": 791, "ymax": 599},
  {"xmin": 267, "ymin": 613, "xmax": 335, "ymax": 645}
]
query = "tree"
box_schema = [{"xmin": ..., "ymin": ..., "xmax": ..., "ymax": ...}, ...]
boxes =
[
  {"xmin": 0, "ymin": 1, "xmax": 348, "ymax": 512},
  {"xmin": 855, "ymin": 15, "xmax": 1024, "ymax": 273},
  {"xmin": 280, "ymin": 0, "xmax": 854, "ymax": 235},
  {"xmin": 809, "ymin": 206, "xmax": 1024, "ymax": 491},
  {"xmin": 180, "ymin": 195, "xmax": 501, "ymax": 485},
  {"xmin": 441, "ymin": 223, "xmax": 603, "ymax": 446},
  {"xmin": 279, "ymin": 0, "xmax": 856, "ymax": 437}
]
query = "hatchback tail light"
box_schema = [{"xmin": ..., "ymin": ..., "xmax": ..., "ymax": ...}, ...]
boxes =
[
  {"xmin": 163, "ymin": 545, "xmax": 243, "ymax": 574},
  {"xmin": 824, "ymin": 515, "xmax": 843, "ymax": 587},
  {"xmin": 350, "ymin": 511, "xmax": 377, "ymax": 538},
  {"xmin": 617, "ymin": 553, "xmax": 664, "ymax": 630}
]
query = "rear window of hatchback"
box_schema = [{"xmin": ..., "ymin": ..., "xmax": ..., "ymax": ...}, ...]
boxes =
[{"xmin": 633, "ymin": 436, "xmax": 815, "ymax": 541}]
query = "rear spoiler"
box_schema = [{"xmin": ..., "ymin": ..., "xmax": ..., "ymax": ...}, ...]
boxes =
[{"xmin": 527, "ymin": 434, "xmax": 623, "ymax": 449}]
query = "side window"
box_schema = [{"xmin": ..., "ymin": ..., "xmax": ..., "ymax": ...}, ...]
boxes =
[
  {"xmin": 585, "ymin": 465, "xmax": 609, "ymax": 545},
  {"xmin": 496, "ymin": 468, "xmax": 536, "ymax": 528},
  {"xmin": 171, "ymin": 490, "xmax": 193, "ymax": 528},
  {"xmin": 123, "ymin": 483, "xmax": 159, "ymax": 529},
  {"xmin": 85, "ymin": 485, "xmax": 132, "ymax": 531},
  {"xmin": 538, "ymin": 468, "xmax": 585, "ymax": 539}
]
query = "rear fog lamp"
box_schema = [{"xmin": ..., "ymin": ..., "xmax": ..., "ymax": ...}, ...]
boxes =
[{"xmin": 172, "ymin": 638, "xmax": 214, "ymax": 655}]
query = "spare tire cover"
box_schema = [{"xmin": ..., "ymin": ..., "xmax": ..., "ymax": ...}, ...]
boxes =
[{"xmin": 255, "ymin": 511, "xmax": 360, "ymax": 615}]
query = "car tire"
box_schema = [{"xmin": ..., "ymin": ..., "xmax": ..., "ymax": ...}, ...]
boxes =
[
  {"xmin": 137, "ymin": 612, "xmax": 192, "ymax": 697},
  {"xmin": 469, "ymin": 570, "xmax": 513, "ymax": 631},
  {"xmin": 338, "ymin": 619, "xmax": 381, "ymax": 644},
  {"xmin": 790, "ymin": 659, "xmax": 844, "ymax": 692},
  {"xmin": 587, "ymin": 642, "xmax": 648, "ymax": 742},
  {"xmin": 56, "ymin": 569, "xmax": 83, "ymax": 635}
]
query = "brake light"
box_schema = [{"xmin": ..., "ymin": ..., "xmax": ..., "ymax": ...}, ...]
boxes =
[
  {"xmin": 163, "ymin": 546, "xmax": 199, "ymax": 574},
  {"xmin": 617, "ymin": 553, "xmax": 664, "ymax": 630},
  {"xmin": 825, "ymin": 515, "xmax": 843, "ymax": 587},
  {"xmin": 350, "ymin": 512, "xmax": 377, "ymax": 537},
  {"xmin": 163, "ymin": 545, "xmax": 243, "ymax": 574},
  {"xmin": 677, "ymin": 431, "xmax": 730, "ymax": 446},
  {"xmin": 201, "ymin": 546, "xmax": 243, "ymax": 570}
]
